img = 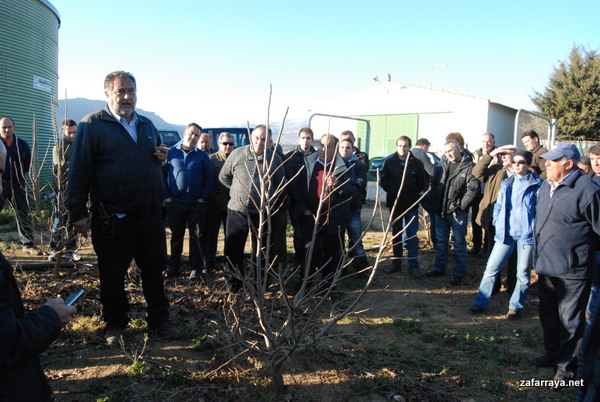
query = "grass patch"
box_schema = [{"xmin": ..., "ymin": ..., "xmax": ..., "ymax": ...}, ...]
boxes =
[{"xmin": 69, "ymin": 314, "xmax": 103, "ymax": 339}]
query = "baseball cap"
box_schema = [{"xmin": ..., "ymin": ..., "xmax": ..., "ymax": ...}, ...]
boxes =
[{"xmin": 540, "ymin": 143, "xmax": 580, "ymax": 162}]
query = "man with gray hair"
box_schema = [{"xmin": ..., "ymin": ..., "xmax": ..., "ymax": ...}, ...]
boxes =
[
  {"xmin": 219, "ymin": 125, "xmax": 285, "ymax": 291},
  {"xmin": 529, "ymin": 143, "xmax": 600, "ymax": 386},
  {"xmin": 69, "ymin": 71, "xmax": 179, "ymax": 345}
]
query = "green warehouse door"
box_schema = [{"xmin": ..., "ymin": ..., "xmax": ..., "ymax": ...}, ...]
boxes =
[{"xmin": 355, "ymin": 114, "xmax": 418, "ymax": 159}]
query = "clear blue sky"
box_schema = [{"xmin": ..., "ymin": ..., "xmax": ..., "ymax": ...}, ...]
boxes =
[{"xmin": 50, "ymin": 0, "xmax": 600, "ymax": 127}]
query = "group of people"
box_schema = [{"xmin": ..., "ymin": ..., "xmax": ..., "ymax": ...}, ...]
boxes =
[{"xmin": 2, "ymin": 69, "xmax": 600, "ymax": 399}]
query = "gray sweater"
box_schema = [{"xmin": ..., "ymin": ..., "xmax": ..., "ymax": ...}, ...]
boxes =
[{"xmin": 219, "ymin": 145, "xmax": 285, "ymax": 214}]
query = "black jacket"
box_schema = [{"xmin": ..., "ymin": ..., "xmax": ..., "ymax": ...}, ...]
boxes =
[
  {"xmin": 293, "ymin": 153, "xmax": 359, "ymax": 234},
  {"xmin": 0, "ymin": 253, "xmax": 61, "ymax": 401},
  {"xmin": 68, "ymin": 107, "xmax": 165, "ymax": 221},
  {"xmin": 432, "ymin": 153, "xmax": 480, "ymax": 217},
  {"xmin": 380, "ymin": 152, "xmax": 428, "ymax": 213}
]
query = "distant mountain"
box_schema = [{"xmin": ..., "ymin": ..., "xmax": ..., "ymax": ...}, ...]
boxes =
[
  {"xmin": 57, "ymin": 98, "xmax": 308, "ymax": 149},
  {"xmin": 56, "ymin": 98, "xmax": 186, "ymax": 132}
]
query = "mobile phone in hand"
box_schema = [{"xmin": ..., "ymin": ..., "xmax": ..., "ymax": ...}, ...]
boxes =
[{"xmin": 65, "ymin": 289, "xmax": 85, "ymax": 306}]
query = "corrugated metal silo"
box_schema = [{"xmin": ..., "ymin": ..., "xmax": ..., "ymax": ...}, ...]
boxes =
[{"xmin": 0, "ymin": 0, "xmax": 60, "ymax": 191}]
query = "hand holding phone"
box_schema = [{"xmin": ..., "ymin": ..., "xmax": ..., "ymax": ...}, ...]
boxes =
[{"xmin": 65, "ymin": 289, "xmax": 86, "ymax": 306}]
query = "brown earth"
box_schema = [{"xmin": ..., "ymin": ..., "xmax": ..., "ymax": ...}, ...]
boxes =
[{"xmin": 2, "ymin": 219, "xmax": 578, "ymax": 402}]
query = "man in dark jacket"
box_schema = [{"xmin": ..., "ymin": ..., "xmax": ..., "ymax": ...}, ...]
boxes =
[
  {"xmin": 164, "ymin": 123, "xmax": 213, "ymax": 279},
  {"xmin": 411, "ymin": 138, "xmax": 437, "ymax": 245},
  {"xmin": 284, "ymin": 127, "xmax": 316, "ymax": 268},
  {"xmin": 521, "ymin": 130, "xmax": 548, "ymax": 180},
  {"xmin": 69, "ymin": 71, "xmax": 179, "ymax": 345},
  {"xmin": 380, "ymin": 136, "xmax": 428, "ymax": 277},
  {"xmin": 203, "ymin": 132, "xmax": 235, "ymax": 273},
  {"xmin": 0, "ymin": 116, "xmax": 38, "ymax": 253},
  {"xmin": 339, "ymin": 138, "xmax": 369, "ymax": 270},
  {"xmin": 0, "ymin": 252, "xmax": 76, "ymax": 401},
  {"xmin": 426, "ymin": 140, "xmax": 480, "ymax": 285},
  {"xmin": 293, "ymin": 134, "xmax": 359, "ymax": 289},
  {"xmin": 530, "ymin": 143, "xmax": 600, "ymax": 384},
  {"xmin": 49, "ymin": 119, "xmax": 80, "ymax": 262}
]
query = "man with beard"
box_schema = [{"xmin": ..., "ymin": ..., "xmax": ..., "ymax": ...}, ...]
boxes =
[{"xmin": 69, "ymin": 71, "xmax": 179, "ymax": 345}]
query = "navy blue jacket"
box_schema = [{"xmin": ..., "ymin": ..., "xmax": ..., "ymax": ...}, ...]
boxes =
[
  {"xmin": 69, "ymin": 107, "xmax": 165, "ymax": 221},
  {"xmin": 1, "ymin": 136, "xmax": 31, "ymax": 184},
  {"xmin": 492, "ymin": 173, "xmax": 542, "ymax": 245},
  {"xmin": 534, "ymin": 169, "xmax": 600, "ymax": 279},
  {"xmin": 0, "ymin": 253, "xmax": 61, "ymax": 401},
  {"xmin": 164, "ymin": 145, "xmax": 213, "ymax": 203}
]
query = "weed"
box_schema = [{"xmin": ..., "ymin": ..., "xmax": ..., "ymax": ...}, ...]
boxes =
[
  {"xmin": 127, "ymin": 360, "xmax": 151, "ymax": 375},
  {"xmin": 192, "ymin": 333, "xmax": 209, "ymax": 350},
  {"xmin": 338, "ymin": 316, "xmax": 359, "ymax": 324},
  {"xmin": 69, "ymin": 315, "xmax": 103, "ymax": 339},
  {"xmin": 129, "ymin": 318, "xmax": 147, "ymax": 329},
  {"xmin": 392, "ymin": 317, "xmax": 423, "ymax": 334},
  {"xmin": 162, "ymin": 368, "xmax": 184, "ymax": 385}
]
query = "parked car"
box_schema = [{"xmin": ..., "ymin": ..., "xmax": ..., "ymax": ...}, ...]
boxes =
[{"xmin": 157, "ymin": 129, "xmax": 181, "ymax": 147}]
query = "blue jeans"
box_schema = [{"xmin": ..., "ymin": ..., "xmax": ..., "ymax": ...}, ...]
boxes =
[
  {"xmin": 474, "ymin": 236, "xmax": 532, "ymax": 310},
  {"xmin": 585, "ymin": 251, "xmax": 600, "ymax": 324},
  {"xmin": 433, "ymin": 211, "xmax": 468, "ymax": 277},
  {"xmin": 347, "ymin": 207, "xmax": 366, "ymax": 258},
  {"xmin": 420, "ymin": 192, "xmax": 436, "ymax": 244},
  {"xmin": 391, "ymin": 208, "xmax": 419, "ymax": 267}
]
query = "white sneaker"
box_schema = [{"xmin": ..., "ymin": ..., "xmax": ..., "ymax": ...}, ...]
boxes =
[
  {"xmin": 69, "ymin": 251, "xmax": 82, "ymax": 262},
  {"xmin": 48, "ymin": 250, "xmax": 58, "ymax": 261}
]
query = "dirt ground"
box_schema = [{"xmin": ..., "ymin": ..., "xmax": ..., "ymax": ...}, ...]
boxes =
[{"xmin": 2, "ymin": 217, "xmax": 579, "ymax": 402}]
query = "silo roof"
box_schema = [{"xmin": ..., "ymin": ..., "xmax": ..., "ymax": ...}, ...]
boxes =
[{"xmin": 39, "ymin": 0, "xmax": 61, "ymax": 26}]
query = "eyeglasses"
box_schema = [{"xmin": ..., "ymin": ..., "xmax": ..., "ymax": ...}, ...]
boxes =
[
  {"xmin": 512, "ymin": 160, "xmax": 527, "ymax": 165},
  {"xmin": 221, "ymin": 142, "xmax": 234, "ymax": 146}
]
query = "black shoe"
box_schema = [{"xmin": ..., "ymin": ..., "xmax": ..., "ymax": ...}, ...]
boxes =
[
  {"xmin": 166, "ymin": 267, "xmax": 180, "ymax": 278},
  {"xmin": 384, "ymin": 264, "xmax": 402, "ymax": 274},
  {"xmin": 104, "ymin": 327, "xmax": 125, "ymax": 347},
  {"xmin": 529, "ymin": 355, "xmax": 555, "ymax": 368},
  {"xmin": 154, "ymin": 322, "xmax": 182, "ymax": 340},
  {"xmin": 425, "ymin": 269, "xmax": 445, "ymax": 278},
  {"xmin": 467, "ymin": 305, "xmax": 486, "ymax": 314},
  {"xmin": 507, "ymin": 309, "xmax": 522, "ymax": 320},
  {"xmin": 467, "ymin": 248, "xmax": 480, "ymax": 256},
  {"xmin": 408, "ymin": 267, "xmax": 423, "ymax": 279},
  {"xmin": 449, "ymin": 275, "xmax": 462, "ymax": 286}
]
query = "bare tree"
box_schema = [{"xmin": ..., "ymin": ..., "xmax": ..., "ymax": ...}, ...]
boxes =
[{"xmin": 217, "ymin": 89, "xmax": 421, "ymax": 390}]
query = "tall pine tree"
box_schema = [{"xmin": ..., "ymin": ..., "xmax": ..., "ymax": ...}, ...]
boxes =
[{"xmin": 531, "ymin": 45, "xmax": 600, "ymax": 140}]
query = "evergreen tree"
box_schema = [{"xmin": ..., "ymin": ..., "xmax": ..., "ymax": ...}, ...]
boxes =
[{"xmin": 531, "ymin": 45, "xmax": 600, "ymax": 140}]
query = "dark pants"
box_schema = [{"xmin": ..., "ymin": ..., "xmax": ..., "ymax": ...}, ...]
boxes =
[
  {"xmin": 91, "ymin": 213, "xmax": 170, "ymax": 329},
  {"xmin": 302, "ymin": 213, "xmax": 344, "ymax": 287},
  {"xmin": 166, "ymin": 201, "xmax": 205, "ymax": 271},
  {"xmin": 289, "ymin": 205, "xmax": 305, "ymax": 265},
  {"xmin": 420, "ymin": 191, "xmax": 437, "ymax": 245},
  {"xmin": 50, "ymin": 188, "xmax": 77, "ymax": 251},
  {"xmin": 203, "ymin": 209, "xmax": 227, "ymax": 270},
  {"xmin": 538, "ymin": 274, "xmax": 590, "ymax": 378},
  {"xmin": 470, "ymin": 194, "xmax": 483, "ymax": 251},
  {"xmin": 225, "ymin": 209, "xmax": 285, "ymax": 287},
  {"xmin": 0, "ymin": 182, "xmax": 35, "ymax": 246}
]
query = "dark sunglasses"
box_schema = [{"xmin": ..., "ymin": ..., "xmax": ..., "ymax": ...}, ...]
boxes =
[
  {"xmin": 221, "ymin": 142, "xmax": 234, "ymax": 146},
  {"xmin": 512, "ymin": 160, "xmax": 527, "ymax": 165}
]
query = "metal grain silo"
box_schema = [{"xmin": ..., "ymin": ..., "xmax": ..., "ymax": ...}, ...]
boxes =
[{"xmin": 0, "ymin": 0, "xmax": 60, "ymax": 191}]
